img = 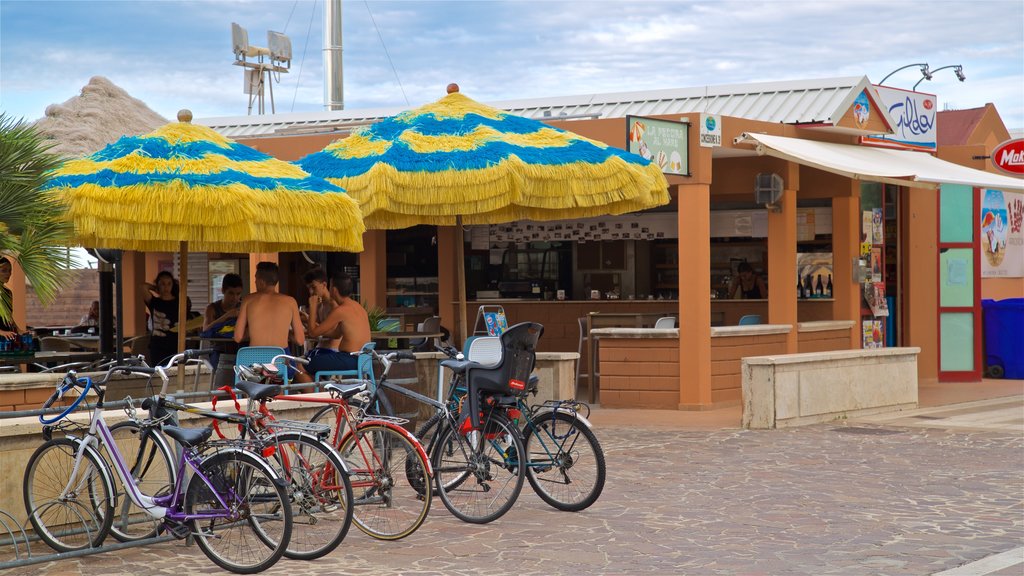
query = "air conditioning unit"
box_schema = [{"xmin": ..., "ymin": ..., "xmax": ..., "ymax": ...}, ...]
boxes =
[{"xmin": 755, "ymin": 173, "xmax": 784, "ymax": 209}]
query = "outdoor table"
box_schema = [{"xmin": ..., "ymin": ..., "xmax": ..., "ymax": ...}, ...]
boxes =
[
  {"xmin": 0, "ymin": 351, "xmax": 105, "ymax": 370},
  {"xmin": 372, "ymin": 331, "xmax": 444, "ymax": 350},
  {"xmin": 586, "ymin": 311, "xmax": 676, "ymax": 404}
]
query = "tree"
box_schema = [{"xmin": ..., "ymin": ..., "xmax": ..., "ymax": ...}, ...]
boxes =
[{"xmin": 0, "ymin": 113, "xmax": 75, "ymax": 324}]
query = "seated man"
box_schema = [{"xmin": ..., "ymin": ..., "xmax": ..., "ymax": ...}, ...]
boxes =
[
  {"xmin": 234, "ymin": 261, "xmax": 305, "ymax": 351},
  {"xmin": 300, "ymin": 271, "xmax": 371, "ymax": 381}
]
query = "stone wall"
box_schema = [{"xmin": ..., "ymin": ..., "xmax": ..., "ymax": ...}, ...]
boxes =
[{"xmin": 742, "ymin": 347, "xmax": 920, "ymax": 429}]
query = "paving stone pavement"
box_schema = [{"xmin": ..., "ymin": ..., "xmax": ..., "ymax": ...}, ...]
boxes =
[{"xmin": 7, "ymin": 417, "xmax": 1023, "ymax": 576}]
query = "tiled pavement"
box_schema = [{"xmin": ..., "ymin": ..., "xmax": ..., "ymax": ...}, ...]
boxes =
[{"xmin": 8, "ymin": 399, "xmax": 1023, "ymax": 576}]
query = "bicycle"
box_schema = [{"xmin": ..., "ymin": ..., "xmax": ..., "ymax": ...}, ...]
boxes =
[
  {"xmin": 352, "ymin": 338, "xmax": 531, "ymax": 524},
  {"xmin": 366, "ymin": 322, "xmax": 603, "ymax": 511},
  {"xmin": 23, "ymin": 351, "xmax": 293, "ymax": 574},
  {"xmin": 237, "ymin": 352, "xmax": 432, "ymax": 540},
  {"xmin": 146, "ymin": 359, "xmax": 355, "ymax": 561}
]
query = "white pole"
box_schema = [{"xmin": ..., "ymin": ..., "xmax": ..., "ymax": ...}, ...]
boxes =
[{"xmin": 323, "ymin": 0, "xmax": 344, "ymax": 110}]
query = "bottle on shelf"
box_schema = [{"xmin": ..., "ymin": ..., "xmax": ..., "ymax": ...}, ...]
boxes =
[
  {"xmin": 826, "ymin": 274, "xmax": 833, "ymax": 298},
  {"xmin": 803, "ymin": 275, "xmax": 813, "ymax": 300},
  {"xmin": 815, "ymin": 274, "xmax": 824, "ymax": 297},
  {"xmin": 797, "ymin": 274, "xmax": 804, "ymax": 299}
]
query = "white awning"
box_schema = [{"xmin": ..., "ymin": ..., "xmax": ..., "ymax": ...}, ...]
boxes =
[{"xmin": 737, "ymin": 132, "xmax": 1024, "ymax": 191}]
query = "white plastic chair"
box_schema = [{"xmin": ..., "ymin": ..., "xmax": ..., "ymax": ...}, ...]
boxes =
[{"xmin": 654, "ymin": 316, "xmax": 676, "ymax": 329}]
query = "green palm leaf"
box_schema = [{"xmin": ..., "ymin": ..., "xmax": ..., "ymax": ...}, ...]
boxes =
[{"xmin": 0, "ymin": 113, "xmax": 75, "ymax": 323}]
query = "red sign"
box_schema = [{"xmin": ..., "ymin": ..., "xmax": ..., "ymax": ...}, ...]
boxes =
[{"xmin": 992, "ymin": 138, "xmax": 1024, "ymax": 175}]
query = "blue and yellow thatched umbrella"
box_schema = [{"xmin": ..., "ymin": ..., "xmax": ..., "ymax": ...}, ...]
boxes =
[
  {"xmin": 44, "ymin": 110, "xmax": 364, "ymax": 362},
  {"xmin": 297, "ymin": 84, "xmax": 669, "ymax": 338}
]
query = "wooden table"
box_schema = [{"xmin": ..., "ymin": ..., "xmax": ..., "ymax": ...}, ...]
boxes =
[{"xmin": 585, "ymin": 311, "xmax": 676, "ymax": 403}]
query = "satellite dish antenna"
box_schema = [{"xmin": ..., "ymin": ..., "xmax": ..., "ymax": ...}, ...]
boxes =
[{"xmin": 231, "ymin": 22, "xmax": 290, "ymax": 115}]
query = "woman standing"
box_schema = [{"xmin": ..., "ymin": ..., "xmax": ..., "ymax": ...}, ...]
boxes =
[{"xmin": 143, "ymin": 270, "xmax": 179, "ymax": 366}]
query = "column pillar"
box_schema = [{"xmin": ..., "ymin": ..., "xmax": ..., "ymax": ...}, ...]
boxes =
[
  {"xmin": 904, "ymin": 187, "xmax": 938, "ymax": 383},
  {"xmin": 358, "ymin": 230, "xmax": 387, "ymax": 309},
  {"xmin": 767, "ymin": 162, "xmax": 798, "ymax": 353},
  {"xmin": 677, "ymin": 183, "xmax": 712, "ymax": 409},
  {"xmin": 120, "ymin": 251, "xmax": 148, "ymax": 338},
  {"xmin": 832, "ymin": 190, "xmax": 860, "ymax": 346},
  {"xmin": 436, "ymin": 226, "xmax": 458, "ymax": 341}
]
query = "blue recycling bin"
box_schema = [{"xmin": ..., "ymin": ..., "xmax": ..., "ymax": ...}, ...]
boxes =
[{"xmin": 982, "ymin": 298, "xmax": 1024, "ymax": 379}]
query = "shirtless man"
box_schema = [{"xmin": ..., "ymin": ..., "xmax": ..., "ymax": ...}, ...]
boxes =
[
  {"xmin": 234, "ymin": 262, "xmax": 305, "ymax": 349},
  {"xmin": 302, "ymin": 271, "xmax": 371, "ymax": 379}
]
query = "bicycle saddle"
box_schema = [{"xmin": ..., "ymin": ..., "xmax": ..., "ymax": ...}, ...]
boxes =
[
  {"xmin": 324, "ymin": 380, "xmax": 368, "ymax": 399},
  {"xmin": 163, "ymin": 425, "xmax": 213, "ymax": 447},
  {"xmin": 234, "ymin": 380, "xmax": 282, "ymax": 401}
]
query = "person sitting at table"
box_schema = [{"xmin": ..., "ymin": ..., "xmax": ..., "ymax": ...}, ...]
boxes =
[
  {"xmin": 299, "ymin": 267, "xmax": 334, "ymax": 349},
  {"xmin": 728, "ymin": 262, "xmax": 767, "ymax": 300},
  {"xmin": 234, "ymin": 261, "xmax": 305, "ymax": 351},
  {"xmin": 294, "ymin": 271, "xmax": 370, "ymax": 383},
  {"xmin": 0, "ymin": 256, "xmax": 21, "ymax": 341},
  {"xmin": 143, "ymin": 271, "xmax": 180, "ymax": 366},
  {"xmin": 204, "ymin": 273, "xmax": 244, "ymax": 388},
  {"xmin": 79, "ymin": 300, "xmax": 100, "ymax": 327}
]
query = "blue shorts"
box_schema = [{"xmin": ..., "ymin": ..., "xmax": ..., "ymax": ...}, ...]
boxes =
[{"xmin": 306, "ymin": 348, "xmax": 359, "ymax": 375}]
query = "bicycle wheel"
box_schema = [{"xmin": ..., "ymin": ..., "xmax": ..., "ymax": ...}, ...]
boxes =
[
  {"xmin": 523, "ymin": 411, "xmax": 606, "ymax": 511},
  {"xmin": 433, "ymin": 411, "xmax": 525, "ymax": 524},
  {"xmin": 106, "ymin": 421, "xmax": 175, "ymax": 541},
  {"xmin": 336, "ymin": 423, "xmax": 431, "ymax": 540},
  {"xmin": 268, "ymin": 432, "xmax": 354, "ymax": 560},
  {"xmin": 24, "ymin": 438, "xmax": 115, "ymax": 552},
  {"xmin": 185, "ymin": 449, "xmax": 292, "ymax": 574}
]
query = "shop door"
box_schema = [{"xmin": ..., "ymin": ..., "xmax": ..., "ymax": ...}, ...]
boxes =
[{"xmin": 937, "ymin": 184, "xmax": 982, "ymax": 381}]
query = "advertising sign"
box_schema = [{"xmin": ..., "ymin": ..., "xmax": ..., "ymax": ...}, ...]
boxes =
[
  {"xmin": 863, "ymin": 85, "xmax": 937, "ymax": 151},
  {"xmin": 991, "ymin": 138, "xmax": 1024, "ymax": 175},
  {"xmin": 699, "ymin": 113, "xmax": 721, "ymax": 148},
  {"xmin": 980, "ymin": 189, "xmax": 1024, "ymax": 278},
  {"xmin": 626, "ymin": 115, "xmax": 689, "ymax": 175}
]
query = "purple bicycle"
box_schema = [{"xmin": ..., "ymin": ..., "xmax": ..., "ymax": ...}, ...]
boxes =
[{"xmin": 23, "ymin": 350, "xmax": 293, "ymax": 574}]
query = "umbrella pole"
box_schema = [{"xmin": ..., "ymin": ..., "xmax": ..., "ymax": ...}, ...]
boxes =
[
  {"xmin": 456, "ymin": 216, "xmax": 469, "ymax": 346},
  {"xmin": 177, "ymin": 241, "xmax": 188, "ymax": 391}
]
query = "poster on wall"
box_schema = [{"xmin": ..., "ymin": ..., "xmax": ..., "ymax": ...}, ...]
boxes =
[
  {"xmin": 626, "ymin": 115, "xmax": 689, "ymax": 175},
  {"xmin": 980, "ymin": 189, "xmax": 1024, "ymax": 278}
]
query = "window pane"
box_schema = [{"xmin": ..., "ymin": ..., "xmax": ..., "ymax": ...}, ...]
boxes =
[
  {"xmin": 940, "ymin": 313, "xmax": 974, "ymax": 371},
  {"xmin": 940, "ymin": 184, "xmax": 974, "ymax": 243},
  {"xmin": 939, "ymin": 249, "xmax": 974, "ymax": 307}
]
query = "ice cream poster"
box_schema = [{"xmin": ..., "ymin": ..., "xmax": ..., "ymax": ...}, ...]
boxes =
[
  {"xmin": 980, "ymin": 189, "xmax": 1024, "ymax": 278},
  {"xmin": 627, "ymin": 115, "xmax": 689, "ymax": 176}
]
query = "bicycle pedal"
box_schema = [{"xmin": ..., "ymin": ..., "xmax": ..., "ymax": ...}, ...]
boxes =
[{"xmin": 161, "ymin": 519, "xmax": 192, "ymax": 540}]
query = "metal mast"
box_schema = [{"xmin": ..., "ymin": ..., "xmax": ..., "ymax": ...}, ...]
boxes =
[{"xmin": 323, "ymin": 0, "xmax": 344, "ymax": 110}]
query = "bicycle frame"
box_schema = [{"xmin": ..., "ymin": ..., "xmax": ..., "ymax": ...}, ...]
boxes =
[{"xmin": 63, "ymin": 407, "xmax": 239, "ymax": 525}]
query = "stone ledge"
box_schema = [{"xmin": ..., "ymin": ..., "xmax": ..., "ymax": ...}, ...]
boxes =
[
  {"xmin": 589, "ymin": 328, "xmax": 679, "ymax": 338},
  {"xmin": 711, "ymin": 324, "xmax": 792, "ymax": 337},
  {"xmin": 744, "ymin": 347, "xmax": 920, "ymax": 365},
  {"xmin": 797, "ymin": 320, "xmax": 856, "ymax": 333}
]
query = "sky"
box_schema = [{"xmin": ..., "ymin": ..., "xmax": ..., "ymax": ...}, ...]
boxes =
[{"xmin": 2, "ymin": 0, "xmax": 1023, "ymax": 129}]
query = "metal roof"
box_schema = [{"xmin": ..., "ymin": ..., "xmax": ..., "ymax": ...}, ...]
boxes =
[{"xmin": 198, "ymin": 76, "xmax": 874, "ymax": 139}]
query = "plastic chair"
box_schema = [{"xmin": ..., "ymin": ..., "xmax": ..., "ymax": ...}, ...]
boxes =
[
  {"xmin": 314, "ymin": 342, "xmax": 376, "ymax": 385},
  {"xmin": 575, "ymin": 317, "xmax": 588, "ymax": 400},
  {"xmin": 738, "ymin": 315, "xmax": 762, "ymax": 325},
  {"xmin": 235, "ymin": 346, "xmax": 289, "ymax": 386},
  {"xmin": 409, "ymin": 316, "xmax": 442, "ymax": 351},
  {"xmin": 654, "ymin": 316, "xmax": 676, "ymax": 329}
]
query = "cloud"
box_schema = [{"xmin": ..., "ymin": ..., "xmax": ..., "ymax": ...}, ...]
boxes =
[{"xmin": 1, "ymin": 0, "xmax": 1022, "ymax": 128}]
